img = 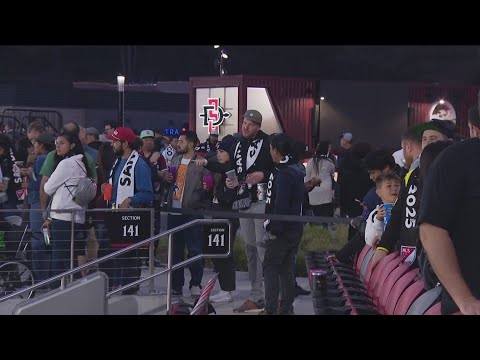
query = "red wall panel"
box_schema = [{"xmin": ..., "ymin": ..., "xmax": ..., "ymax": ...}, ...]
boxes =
[{"xmin": 408, "ymin": 83, "xmax": 479, "ymax": 138}]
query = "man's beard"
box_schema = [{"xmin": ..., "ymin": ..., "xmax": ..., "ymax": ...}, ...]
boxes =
[
  {"xmin": 113, "ymin": 147, "xmax": 124, "ymax": 157},
  {"xmin": 176, "ymin": 148, "xmax": 187, "ymax": 155}
]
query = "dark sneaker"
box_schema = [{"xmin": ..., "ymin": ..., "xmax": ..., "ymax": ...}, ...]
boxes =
[
  {"xmin": 233, "ymin": 299, "xmax": 265, "ymax": 313},
  {"xmin": 295, "ymin": 284, "xmax": 311, "ymax": 297}
]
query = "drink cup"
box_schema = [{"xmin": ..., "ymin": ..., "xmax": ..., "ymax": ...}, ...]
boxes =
[
  {"xmin": 168, "ymin": 166, "xmax": 177, "ymax": 182},
  {"xmin": 225, "ymin": 170, "xmax": 239, "ymax": 187},
  {"xmin": 103, "ymin": 183, "xmax": 113, "ymax": 201},
  {"xmin": 383, "ymin": 203, "xmax": 394, "ymax": 227},
  {"xmin": 203, "ymin": 174, "xmax": 214, "ymax": 192}
]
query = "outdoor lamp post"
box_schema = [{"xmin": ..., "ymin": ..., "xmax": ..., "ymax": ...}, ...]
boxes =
[{"xmin": 117, "ymin": 74, "xmax": 125, "ymax": 126}]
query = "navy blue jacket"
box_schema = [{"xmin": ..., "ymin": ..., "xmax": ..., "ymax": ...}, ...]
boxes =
[{"xmin": 269, "ymin": 163, "xmax": 306, "ymax": 236}]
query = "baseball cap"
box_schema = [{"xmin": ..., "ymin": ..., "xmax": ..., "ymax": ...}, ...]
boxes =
[
  {"xmin": 140, "ymin": 129, "xmax": 155, "ymax": 139},
  {"xmin": 35, "ymin": 131, "xmax": 55, "ymax": 146},
  {"xmin": 243, "ymin": 110, "xmax": 262, "ymax": 124},
  {"xmin": 106, "ymin": 127, "xmax": 137, "ymax": 143},
  {"xmin": 86, "ymin": 127, "xmax": 99, "ymax": 136},
  {"xmin": 339, "ymin": 132, "xmax": 353, "ymax": 142}
]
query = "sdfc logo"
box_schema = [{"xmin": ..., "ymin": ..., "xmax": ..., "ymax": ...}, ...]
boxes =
[{"xmin": 199, "ymin": 98, "xmax": 232, "ymax": 134}]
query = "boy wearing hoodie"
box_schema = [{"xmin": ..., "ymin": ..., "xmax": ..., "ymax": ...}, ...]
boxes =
[{"xmin": 261, "ymin": 134, "xmax": 306, "ymax": 315}]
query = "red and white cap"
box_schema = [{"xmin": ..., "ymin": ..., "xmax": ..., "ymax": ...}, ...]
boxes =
[{"xmin": 106, "ymin": 127, "xmax": 137, "ymax": 143}]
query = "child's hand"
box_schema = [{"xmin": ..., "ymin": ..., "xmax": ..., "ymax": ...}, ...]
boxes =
[
  {"xmin": 371, "ymin": 235, "xmax": 381, "ymax": 247},
  {"xmin": 376, "ymin": 205, "xmax": 386, "ymax": 221}
]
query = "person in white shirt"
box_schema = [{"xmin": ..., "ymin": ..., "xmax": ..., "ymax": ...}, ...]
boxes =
[
  {"xmin": 43, "ymin": 132, "xmax": 93, "ymax": 286},
  {"xmin": 305, "ymin": 141, "xmax": 336, "ymax": 219},
  {"xmin": 365, "ymin": 173, "xmax": 400, "ymax": 247}
]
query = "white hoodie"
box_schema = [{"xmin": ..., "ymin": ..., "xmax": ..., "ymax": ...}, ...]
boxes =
[
  {"xmin": 44, "ymin": 154, "xmax": 87, "ymax": 224},
  {"xmin": 365, "ymin": 205, "xmax": 385, "ymax": 247}
]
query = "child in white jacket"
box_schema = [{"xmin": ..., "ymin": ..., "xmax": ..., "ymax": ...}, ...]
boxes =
[{"xmin": 365, "ymin": 173, "xmax": 400, "ymax": 247}]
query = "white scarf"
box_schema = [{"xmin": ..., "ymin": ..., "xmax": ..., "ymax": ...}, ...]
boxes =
[
  {"xmin": 246, "ymin": 139, "xmax": 263, "ymax": 170},
  {"xmin": 109, "ymin": 150, "xmax": 140, "ymax": 206}
]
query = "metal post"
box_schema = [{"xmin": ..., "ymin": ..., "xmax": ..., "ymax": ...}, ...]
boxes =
[
  {"xmin": 117, "ymin": 75, "xmax": 125, "ymax": 127},
  {"xmin": 148, "ymin": 208, "xmax": 155, "ymax": 293},
  {"xmin": 166, "ymin": 232, "xmax": 173, "ymax": 312},
  {"xmin": 69, "ymin": 211, "xmax": 75, "ymax": 283}
]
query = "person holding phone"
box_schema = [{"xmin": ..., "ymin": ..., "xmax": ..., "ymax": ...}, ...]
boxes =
[{"xmin": 25, "ymin": 132, "xmax": 55, "ymax": 284}]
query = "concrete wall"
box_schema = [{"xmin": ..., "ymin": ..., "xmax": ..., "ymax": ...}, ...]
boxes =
[{"xmin": 319, "ymin": 81, "xmax": 408, "ymax": 149}]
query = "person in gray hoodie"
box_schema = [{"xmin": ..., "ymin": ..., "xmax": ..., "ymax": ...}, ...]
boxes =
[{"xmin": 261, "ymin": 133, "xmax": 306, "ymax": 315}]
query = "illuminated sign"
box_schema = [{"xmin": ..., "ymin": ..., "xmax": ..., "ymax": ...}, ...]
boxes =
[
  {"xmin": 199, "ymin": 98, "xmax": 232, "ymax": 134},
  {"xmin": 429, "ymin": 100, "xmax": 456, "ymax": 123},
  {"xmin": 164, "ymin": 128, "xmax": 180, "ymax": 136}
]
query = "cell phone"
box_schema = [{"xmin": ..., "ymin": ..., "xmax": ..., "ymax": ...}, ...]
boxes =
[{"xmin": 42, "ymin": 227, "xmax": 51, "ymax": 246}]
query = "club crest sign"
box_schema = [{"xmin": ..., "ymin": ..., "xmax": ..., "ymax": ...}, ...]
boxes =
[{"xmin": 199, "ymin": 98, "xmax": 232, "ymax": 135}]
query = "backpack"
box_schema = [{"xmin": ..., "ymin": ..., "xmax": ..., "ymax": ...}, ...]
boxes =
[
  {"xmin": 73, "ymin": 176, "xmax": 97, "ymax": 206},
  {"xmin": 64, "ymin": 160, "xmax": 97, "ymax": 207}
]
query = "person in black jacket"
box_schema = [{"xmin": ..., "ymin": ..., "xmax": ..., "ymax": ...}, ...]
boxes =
[
  {"xmin": 419, "ymin": 107, "xmax": 480, "ymax": 315},
  {"xmin": 261, "ymin": 134, "xmax": 306, "ymax": 315},
  {"xmin": 202, "ymin": 135, "xmax": 240, "ymax": 304},
  {"xmin": 228, "ymin": 110, "xmax": 274, "ymax": 313},
  {"xmin": 371, "ymin": 121, "xmax": 455, "ymax": 268}
]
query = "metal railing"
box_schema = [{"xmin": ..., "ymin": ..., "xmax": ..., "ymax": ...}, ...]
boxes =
[{"xmin": 0, "ymin": 211, "xmax": 231, "ymax": 313}]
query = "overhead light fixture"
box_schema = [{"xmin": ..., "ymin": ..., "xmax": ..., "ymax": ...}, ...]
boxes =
[
  {"xmin": 117, "ymin": 74, "xmax": 126, "ymax": 126},
  {"xmin": 320, "ymin": 97, "xmax": 325, "ymax": 101},
  {"xmin": 213, "ymin": 46, "xmax": 229, "ymax": 76},
  {"xmin": 117, "ymin": 75, "xmax": 125, "ymax": 92}
]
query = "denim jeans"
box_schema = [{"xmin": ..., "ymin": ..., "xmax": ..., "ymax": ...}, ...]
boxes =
[
  {"xmin": 50, "ymin": 219, "xmax": 84, "ymax": 288},
  {"xmin": 29, "ymin": 202, "xmax": 50, "ymax": 283},
  {"xmin": 263, "ymin": 231, "xmax": 302, "ymax": 314},
  {"xmin": 168, "ymin": 214, "xmax": 203, "ymax": 292},
  {"xmin": 95, "ymin": 223, "xmax": 116, "ymax": 289}
]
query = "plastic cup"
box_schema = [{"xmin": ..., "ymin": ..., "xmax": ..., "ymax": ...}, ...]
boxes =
[
  {"xmin": 383, "ymin": 203, "xmax": 394, "ymax": 227},
  {"xmin": 168, "ymin": 166, "xmax": 177, "ymax": 182},
  {"xmin": 225, "ymin": 170, "xmax": 239, "ymax": 187},
  {"xmin": 203, "ymin": 174, "xmax": 214, "ymax": 192},
  {"xmin": 103, "ymin": 183, "xmax": 112, "ymax": 201}
]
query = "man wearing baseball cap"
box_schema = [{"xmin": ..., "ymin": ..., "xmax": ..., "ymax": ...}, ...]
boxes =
[
  {"xmin": 227, "ymin": 109, "xmax": 274, "ymax": 313},
  {"xmin": 103, "ymin": 127, "xmax": 153, "ymax": 293},
  {"xmin": 140, "ymin": 129, "xmax": 161, "ymax": 165},
  {"xmin": 85, "ymin": 127, "xmax": 102, "ymax": 150}
]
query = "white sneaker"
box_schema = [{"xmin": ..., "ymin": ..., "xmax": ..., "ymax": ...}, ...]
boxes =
[
  {"xmin": 209, "ymin": 290, "xmax": 233, "ymax": 303},
  {"xmin": 190, "ymin": 286, "xmax": 202, "ymax": 297}
]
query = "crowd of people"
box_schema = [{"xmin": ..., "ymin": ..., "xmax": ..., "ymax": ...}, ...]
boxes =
[{"xmin": 1, "ymin": 105, "xmax": 479, "ymax": 315}]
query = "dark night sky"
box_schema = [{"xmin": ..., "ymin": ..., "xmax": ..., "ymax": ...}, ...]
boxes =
[{"xmin": 1, "ymin": 45, "xmax": 480, "ymax": 85}]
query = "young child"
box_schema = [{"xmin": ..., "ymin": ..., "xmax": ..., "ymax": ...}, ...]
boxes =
[{"xmin": 365, "ymin": 173, "xmax": 400, "ymax": 247}]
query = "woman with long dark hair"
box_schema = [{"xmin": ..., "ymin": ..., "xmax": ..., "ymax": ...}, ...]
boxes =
[
  {"xmin": 43, "ymin": 132, "xmax": 93, "ymax": 287},
  {"xmin": 305, "ymin": 140, "xmax": 336, "ymax": 218}
]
